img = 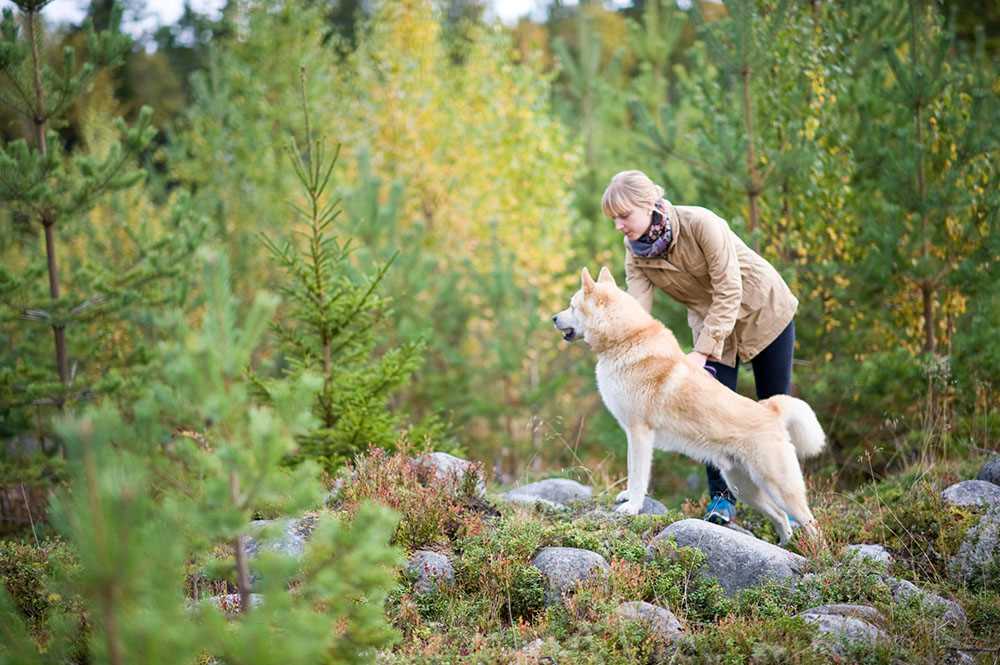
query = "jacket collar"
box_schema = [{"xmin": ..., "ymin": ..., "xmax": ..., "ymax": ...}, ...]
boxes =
[{"xmin": 623, "ymin": 199, "xmax": 683, "ymax": 268}]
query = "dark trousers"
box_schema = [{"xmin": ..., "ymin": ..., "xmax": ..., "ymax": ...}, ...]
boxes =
[{"xmin": 705, "ymin": 320, "xmax": 795, "ymax": 501}]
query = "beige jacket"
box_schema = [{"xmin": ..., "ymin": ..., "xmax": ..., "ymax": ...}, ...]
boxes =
[{"xmin": 624, "ymin": 201, "xmax": 798, "ymax": 367}]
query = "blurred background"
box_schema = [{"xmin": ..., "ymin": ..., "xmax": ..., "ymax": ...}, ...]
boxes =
[{"xmin": 1, "ymin": 0, "xmax": 997, "ymax": 520}]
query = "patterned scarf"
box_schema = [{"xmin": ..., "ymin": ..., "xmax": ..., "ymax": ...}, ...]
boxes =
[{"xmin": 628, "ymin": 200, "xmax": 673, "ymax": 258}]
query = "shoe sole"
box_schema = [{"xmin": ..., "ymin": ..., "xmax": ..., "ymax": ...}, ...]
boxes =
[{"xmin": 704, "ymin": 512, "xmax": 731, "ymax": 525}]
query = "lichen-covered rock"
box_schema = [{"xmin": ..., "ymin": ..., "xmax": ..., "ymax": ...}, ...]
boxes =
[
  {"xmin": 887, "ymin": 577, "xmax": 966, "ymax": 628},
  {"xmin": 407, "ymin": 550, "xmax": 455, "ymax": 594},
  {"xmin": 414, "ymin": 451, "xmax": 486, "ymax": 497},
  {"xmin": 614, "ymin": 601, "xmax": 684, "ymax": 644},
  {"xmin": 940, "ymin": 480, "xmax": 1000, "ymax": 508},
  {"xmin": 799, "ymin": 607, "xmax": 886, "ymax": 656},
  {"xmin": 519, "ymin": 638, "xmax": 545, "ymax": 658},
  {"xmin": 845, "ymin": 544, "xmax": 893, "ymax": 566},
  {"xmin": 530, "ymin": 546, "xmax": 608, "ymax": 604},
  {"xmin": 646, "ymin": 519, "xmax": 806, "ymax": 596},
  {"xmin": 976, "ymin": 455, "xmax": 1000, "ymax": 487},
  {"xmin": 503, "ymin": 478, "xmax": 592, "ymax": 509},
  {"xmin": 245, "ymin": 514, "xmax": 319, "ymax": 560},
  {"xmin": 949, "ymin": 503, "xmax": 1000, "ymax": 589},
  {"xmin": 800, "ymin": 603, "xmax": 885, "ymax": 626}
]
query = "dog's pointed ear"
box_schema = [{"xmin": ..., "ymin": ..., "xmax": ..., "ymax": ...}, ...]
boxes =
[
  {"xmin": 581, "ymin": 267, "xmax": 595, "ymax": 294},
  {"xmin": 597, "ymin": 266, "xmax": 616, "ymax": 286}
]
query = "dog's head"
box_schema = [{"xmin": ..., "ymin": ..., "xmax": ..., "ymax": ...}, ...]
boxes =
[{"xmin": 552, "ymin": 266, "xmax": 623, "ymax": 345}]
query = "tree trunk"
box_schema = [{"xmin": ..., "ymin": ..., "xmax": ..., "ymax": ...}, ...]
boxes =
[
  {"xmin": 229, "ymin": 471, "xmax": 253, "ymax": 615},
  {"xmin": 26, "ymin": 9, "xmax": 69, "ymax": 401},
  {"xmin": 740, "ymin": 65, "xmax": 760, "ymax": 249}
]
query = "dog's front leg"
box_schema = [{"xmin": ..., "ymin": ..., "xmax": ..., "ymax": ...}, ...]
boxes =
[{"xmin": 616, "ymin": 425, "xmax": 653, "ymax": 515}]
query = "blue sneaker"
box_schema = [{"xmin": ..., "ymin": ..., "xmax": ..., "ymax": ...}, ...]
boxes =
[{"xmin": 704, "ymin": 496, "xmax": 736, "ymax": 525}]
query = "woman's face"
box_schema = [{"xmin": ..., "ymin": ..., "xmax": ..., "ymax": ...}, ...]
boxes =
[{"xmin": 611, "ymin": 206, "xmax": 652, "ymax": 241}]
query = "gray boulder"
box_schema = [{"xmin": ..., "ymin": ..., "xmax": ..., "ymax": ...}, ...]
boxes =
[
  {"xmin": 245, "ymin": 514, "xmax": 318, "ymax": 560},
  {"xmin": 414, "ymin": 452, "xmax": 486, "ymax": 497},
  {"xmin": 949, "ymin": 503, "xmax": 1000, "ymax": 589},
  {"xmin": 614, "ymin": 601, "xmax": 684, "ymax": 644},
  {"xmin": 646, "ymin": 519, "xmax": 806, "ymax": 596},
  {"xmin": 941, "ymin": 480, "xmax": 1000, "ymax": 508},
  {"xmin": 800, "ymin": 603, "xmax": 884, "ymax": 626},
  {"xmin": 519, "ymin": 638, "xmax": 546, "ymax": 658},
  {"xmin": 887, "ymin": 577, "xmax": 966, "ymax": 628},
  {"xmin": 799, "ymin": 606, "xmax": 886, "ymax": 656},
  {"xmin": 503, "ymin": 478, "xmax": 593, "ymax": 510},
  {"xmin": 407, "ymin": 550, "xmax": 455, "ymax": 594},
  {"xmin": 977, "ymin": 455, "xmax": 1000, "ymax": 486},
  {"xmin": 724, "ymin": 522, "xmax": 757, "ymax": 539},
  {"xmin": 846, "ymin": 544, "xmax": 893, "ymax": 566},
  {"xmin": 531, "ymin": 547, "xmax": 609, "ymax": 604}
]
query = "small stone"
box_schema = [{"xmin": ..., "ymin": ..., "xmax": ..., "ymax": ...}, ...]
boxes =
[
  {"xmin": 977, "ymin": 456, "xmax": 1000, "ymax": 487},
  {"xmin": 520, "ymin": 638, "xmax": 545, "ymax": 657},
  {"xmin": 407, "ymin": 550, "xmax": 455, "ymax": 594},
  {"xmin": 582, "ymin": 496, "xmax": 670, "ymax": 521},
  {"xmin": 846, "ymin": 544, "xmax": 893, "ymax": 566},
  {"xmin": 888, "ymin": 577, "xmax": 966, "ymax": 628},
  {"xmin": 801, "ymin": 603, "xmax": 885, "ymax": 626},
  {"xmin": 799, "ymin": 611, "xmax": 886, "ymax": 656},
  {"xmin": 640, "ymin": 496, "xmax": 669, "ymax": 515},
  {"xmin": 531, "ymin": 547, "xmax": 609, "ymax": 604},
  {"xmin": 414, "ymin": 452, "xmax": 486, "ymax": 497},
  {"xmin": 614, "ymin": 601, "xmax": 684, "ymax": 644},
  {"xmin": 503, "ymin": 478, "xmax": 593, "ymax": 509},
  {"xmin": 245, "ymin": 514, "xmax": 318, "ymax": 561},
  {"xmin": 941, "ymin": 480, "xmax": 1000, "ymax": 508}
]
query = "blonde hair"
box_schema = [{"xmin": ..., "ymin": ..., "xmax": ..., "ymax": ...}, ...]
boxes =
[{"xmin": 601, "ymin": 170, "xmax": 664, "ymax": 219}]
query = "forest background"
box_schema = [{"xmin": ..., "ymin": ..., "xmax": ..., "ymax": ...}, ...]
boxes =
[{"xmin": 1, "ymin": 0, "xmax": 997, "ymax": 510}]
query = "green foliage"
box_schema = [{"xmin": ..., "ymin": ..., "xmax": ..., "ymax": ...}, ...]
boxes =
[
  {"xmin": 339, "ymin": 447, "xmax": 484, "ymax": 551},
  {"xmin": 455, "ymin": 512, "xmax": 548, "ymax": 624},
  {"xmin": 0, "ymin": 537, "xmax": 77, "ymax": 636},
  {"xmin": 644, "ymin": 537, "xmax": 732, "ymax": 623},
  {"xmin": 253, "ymin": 84, "xmax": 426, "ymax": 474},
  {"xmin": 0, "ymin": 249, "xmax": 404, "ymax": 665},
  {"xmin": 0, "ymin": 2, "xmax": 205, "ymax": 438}
]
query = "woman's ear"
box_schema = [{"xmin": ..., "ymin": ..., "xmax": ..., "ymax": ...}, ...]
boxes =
[
  {"xmin": 581, "ymin": 267, "xmax": 595, "ymax": 294},
  {"xmin": 597, "ymin": 266, "xmax": 616, "ymax": 286}
]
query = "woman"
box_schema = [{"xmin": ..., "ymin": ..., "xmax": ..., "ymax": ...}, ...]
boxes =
[{"xmin": 602, "ymin": 170, "xmax": 798, "ymax": 526}]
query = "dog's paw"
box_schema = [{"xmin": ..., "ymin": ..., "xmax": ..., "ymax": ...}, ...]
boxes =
[
  {"xmin": 614, "ymin": 490, "xmax": 630, "ymax": 504},
  {"xmin": 615, "ymin": 500, "xmax": 642, "ymax": 516}
]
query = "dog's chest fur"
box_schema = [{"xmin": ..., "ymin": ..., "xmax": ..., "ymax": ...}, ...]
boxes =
[
  {"xmin": 594, "ymin": 353, "xmax": 685, "ymax": 425},
  {"xmin": 595, "ymin": 353, "xmax": 711, "ymax": 460}
]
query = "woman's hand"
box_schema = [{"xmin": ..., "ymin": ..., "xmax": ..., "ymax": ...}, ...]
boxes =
[{"xmin": 686, "ymin": 351, "xmax": 708, "ymax": 368}]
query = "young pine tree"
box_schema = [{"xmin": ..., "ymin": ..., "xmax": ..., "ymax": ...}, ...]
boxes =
[
  {"xmin": 0, "ymin": 248, "xmax": 404, "ymax": 665},
  {"xmin": 0, "ymin": 2, "xmax": 203, "ymax": 434},
  {"xmin": 255, "ymin": 76, "xmax": 425, "ymax": 474}
]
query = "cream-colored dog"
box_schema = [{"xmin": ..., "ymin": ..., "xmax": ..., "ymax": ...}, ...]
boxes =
[{"xmin": 552, "ymin": 267, "xmax": 826, "ymax": 547}]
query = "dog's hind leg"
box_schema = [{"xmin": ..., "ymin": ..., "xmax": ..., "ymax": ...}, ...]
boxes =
[
  {"xmin": 747, "ymin": 441, "xmax": 820, "ymax": 543},
  {"xmin": 722, "ymin": 465, "xmax": 793, "ymax": 545},
  {"xmin": 616, "ymin": 425, "xmax": 654, "ymax": 516}
]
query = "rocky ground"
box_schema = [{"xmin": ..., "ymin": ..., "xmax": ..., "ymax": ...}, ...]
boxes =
[{"xmin": 186, "ymin": 448, "xmax": 1000, "ymax": 664}]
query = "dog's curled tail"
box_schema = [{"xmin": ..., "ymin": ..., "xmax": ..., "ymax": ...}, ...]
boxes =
[{"xmin": 763, "ymin": 394, "xmax": 827, "ymax": 460}]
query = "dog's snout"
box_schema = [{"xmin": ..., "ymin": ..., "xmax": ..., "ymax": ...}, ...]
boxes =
[{"xmin": 552, "ymin": 315, "xmax": 558, "ymax": 323}]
